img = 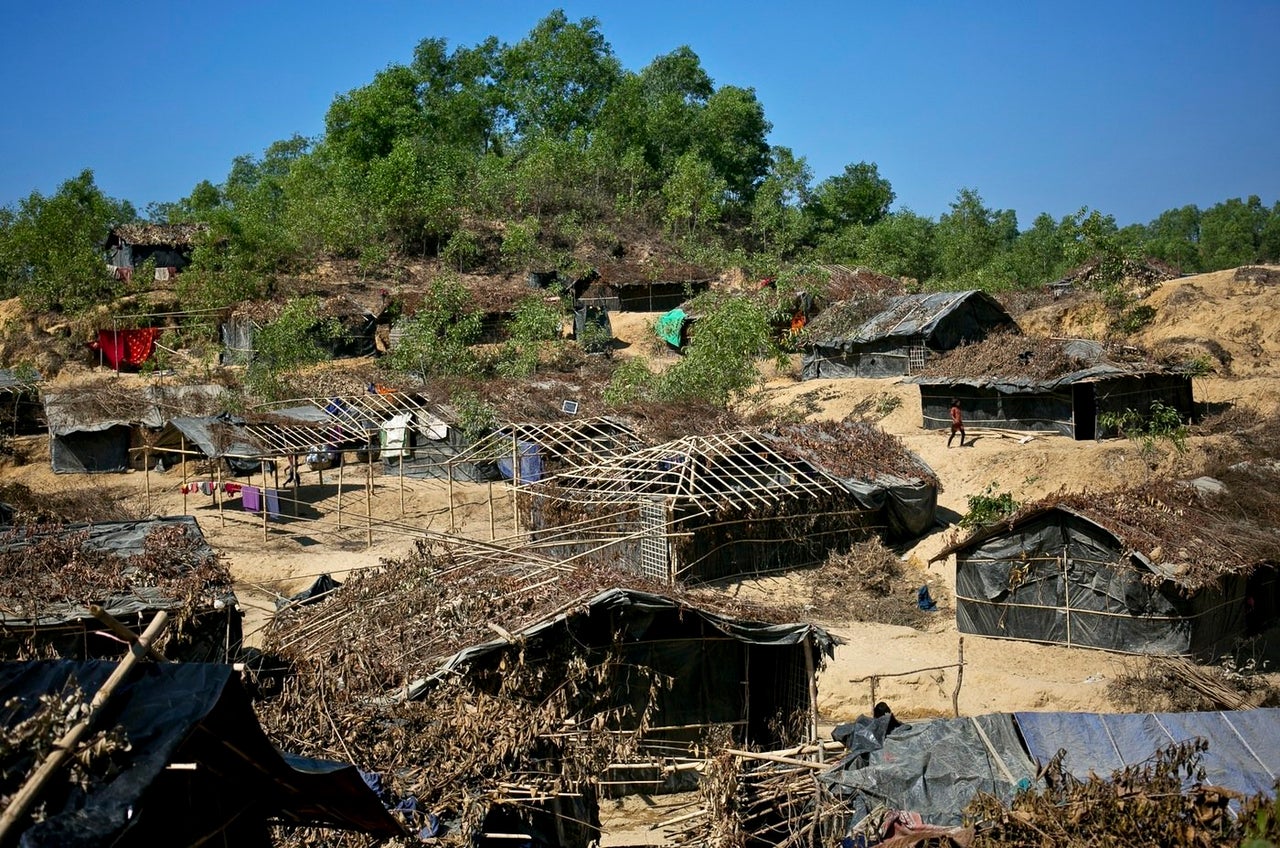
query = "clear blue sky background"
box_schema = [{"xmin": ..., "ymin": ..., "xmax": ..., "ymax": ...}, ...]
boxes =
[{"xmin": 1, "ymin": 1, "xmax": 1276, "ymax": 226}]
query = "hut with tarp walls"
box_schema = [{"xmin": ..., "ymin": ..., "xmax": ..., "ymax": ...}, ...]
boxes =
[
  {"xmin": 801, "ymin": 290, "xmax": 1017, "ymax": 379},
  {"xmin": 0, "ymin": 659, "xmax": 405, "ymax": 847},
  {"xmin": 263, "ymin": 537, "xmax": 833, "ymax": 846},
  {"xmin": 43, "ymin": 382, "xmax": 226, "ymax": 474},
  {"xmin": 521, "ymin": 421, "xmax": 938, "ymax": 585},
  {"xmin": 930, "ymin": 472, "xmax": 1280, "ymax": 659},
  {"xmin": 909, "ymin": 336, "xmax": 1196, "ymax": 439},
  {"xmin": 103, "ymin": 222, "xmax": 207, "ymax": 281},
  {"xmin": 0, "ymin": 368, "xmax": 43, "ymax": 437},
  {"xmin": 0, "ymin": 516, "xmax": 242, "ymax": 662},
  {"xmin": 574, "ymin": 257, "xmax": 713, "ymax": 312}
]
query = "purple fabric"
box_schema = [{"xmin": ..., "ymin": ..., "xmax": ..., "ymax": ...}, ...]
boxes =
[{"xmin": 242, "ymin": 486, "xmax": 261, "ymax": 512}]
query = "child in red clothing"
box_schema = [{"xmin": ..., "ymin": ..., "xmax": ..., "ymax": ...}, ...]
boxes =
[{"xmin": 947, "ymin": 398, "xmax": 966, "ymax": 448}]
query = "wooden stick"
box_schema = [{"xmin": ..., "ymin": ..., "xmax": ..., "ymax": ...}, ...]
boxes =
[
  {"xmin": 488, "ymin": 480, "xmax": 495, "ymax": 541},
  {"xmin": 953, "ymin": 637, "xmax": 965, "ymax": 717},
  {"xmin": 216, "ymin": 461, "xmax": 224, "ymax": 527},
  {"xmin": 399, "ymin": 451, "xmax": 406, "ymax": 518},
  {"xmin": 292, "ymin": 453, "xmax": 299, "ymax": 518},
  {"xmin": 180, "ymin": 436, "xmax": 188, "ymax": 514},
  {"xmin": 336, "ymin": 453, "xmax": 344, "ymax": 528},
  {"xmin": 511, "ymin": 432, "xmax": 520, "ymax": 535},
  {"xmin": 89, "ymin": 604, "xmax": 168, "ymax": 662},
  {"xmin": 722, "ymin": 749, "xmax": 827, "ymax": 771},
  {"xmin": 143, "ymin": 446, "xmax": 151, "ymax": 513},
  {"xmin": 0, "ymin": 611, "xmax": 169, "ymax": 842},
  {"xmin": 365, "ymin": 453, "xmax": 373, "ymax": 549},
  {"xmin": 261, "ymin": 460, "xmax": 269, "ymax": 542},
  {"xmin": 448, "ymin": 462, "xmax": 455, "ymax": 532}
]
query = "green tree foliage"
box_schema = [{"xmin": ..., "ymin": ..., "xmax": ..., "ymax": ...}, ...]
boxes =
[
  {"xmin": 659, "ymin": 296, "xmax": 776, "ymax": 405},
  {"xmin": 852, "ymin": 210, "xmax": 938, "ymax": 283},
  {"xmin": 662, "ymin": 153, "xmax": 725, "ymax": 237},
  {"xmin": 934, "ymin": 188, "xmax": 1017, "ymax": 282},
  {"xmin": 1199, "ymin": 196, "xmax": 1270, "ymax": 269},
  {"xmin": 750, "ymin": 147, "xmax": 812, "ymax": 257},
  {"xmin": 0, "ymin": 170, "xmax": 135, "ymax": 312},
  {"xmin": 385, "ymin": 274, "xmax": 482, "ymax": 379},
  {"xmin": 808, "ymin": 161, "xmax": 895, "ymax": 232},
  {"xmin": 246, "ymin": 297, "xmax": 341, "ymax": 400}
]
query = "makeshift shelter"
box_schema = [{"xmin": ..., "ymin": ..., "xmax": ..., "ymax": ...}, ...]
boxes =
[
  {"xmin": 266, "ymin": 538, "xmax": 834, "ymax": 808},
  {"xmin": 0, "ymin": 516, "xmax": 241, "ymax": 662},
  {"xmin": 910, "ymin": 336, "xmax": 1196, "ymax": 439},
  {"xmin": 931, "ymin": 479, "xmax": 1280, "ymax": 658},
  {"xmin": 801, "ymin": 290, "xmax": 1017, "ymax": 379},
  {"xmin": 572, "ymin": 303, "xmax": 613, "ymax": 353},
  {"xmin": 0, "ymin": 368, "xmax": 43, "ymax": 436},
  {"xmin": 44, "ymin": 383, "xmax": 226, "ymax": 473},
  {"xmin": 523, "ymin": 422, "xmax": 938, "ymax": 584},
  {"xmin": 104, "ymin": 222, "xmax": 207, "ymax": 280},
  {"xmin": 0, "ymin": 659, "xmax": 404, "ymax": 847},
  {"xmin": 442, "ymin": 416, "xmax": 645, "ymax": 485},
  {"xmin": 574, "ymin": 258, "xmax": 713, "ymax": 312},
  {"xmin": 818, "ymin": 707, "xmax": 1280, "ymax": 829}
]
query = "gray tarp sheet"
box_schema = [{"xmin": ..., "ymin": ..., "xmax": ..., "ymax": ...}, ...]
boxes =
[
  {"xmin": 841, "ymin": 472, "xmax": 938, "ymax": 539},
  {"xmin": 1015, "ymin": 709, "xmax": 1280, "ymax": 802},
  {"xmin": 820, "ymin": 713, "xmax": 1038, "ymax": 827}
]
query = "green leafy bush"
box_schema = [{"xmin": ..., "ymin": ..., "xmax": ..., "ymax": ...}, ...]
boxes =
[
  {"xmin": 385, "ymin": 275, "xmax": 481, "ymax": 380},
  {"xmin": 1099, "ymin": 400, "xmax": 1188, "ymax": 452},
  {"xmin": 958, "ymin": 483, "xmax": 1019, "ymax": 529},
  {"xmin": 245, "ymin": 297, "xmax": 341, "ymax": 400}
]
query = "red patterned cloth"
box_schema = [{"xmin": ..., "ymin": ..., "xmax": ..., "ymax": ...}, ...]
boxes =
[{"xmin": 94, "ymin": 328, "xmax": 160, "ymax": 369}]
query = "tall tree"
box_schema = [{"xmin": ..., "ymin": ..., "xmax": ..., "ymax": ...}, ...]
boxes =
[
  {"xmin": 1144, "ymin": 204, "xmax": 1201, "ymax": 272},
  {"xmin": 1199, "ymin": 196, "xmax": 1268, "ymax": 270},
  {"xmin": 498, "ymin": 11, "xmax": 621, "ymax": 143},
  {"xmin": 750, "ymin": 146, "xmax": 812, "ymax": 256},
  {"xmin": 935, "ymin": 188, "xmax": 1014, "ymax": 281},
  {"xmin": 808, "ymin": 161, "xmax": 895, "ymax": 231},
  {"xmin": 694, "ymin": 85, "xmax": 771, "ymax": 202}
]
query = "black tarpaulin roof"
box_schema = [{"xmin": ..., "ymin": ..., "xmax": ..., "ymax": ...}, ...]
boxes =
[
  {"xmin": 808, "ymin": 290, "xmax": 1015, "ymax": 345},
  {"xmin": 0, "ymin": 660, "xmax": 404, "ymax": 846}
]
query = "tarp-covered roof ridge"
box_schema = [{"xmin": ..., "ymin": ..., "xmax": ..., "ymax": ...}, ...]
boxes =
[{"xmin": 807, "ymin": 290, "xmax": 1016, "ymax": 344}]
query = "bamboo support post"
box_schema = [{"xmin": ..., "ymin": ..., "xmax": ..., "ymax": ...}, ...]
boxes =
[
  {"xmin": 89, "ymin": 604, "xmax": 168, "ymax": 662},
  {"xmin": 143, "ymin": 446, "xmax": 151, "ymax": 513},
  {"xmin": 399, "ymin": 452, "xmax": 405, "ymax": 518},
  {"xmin": 953, "ymin": 637, "xmax": 965, "ymax": 718},
  {"xmin": 365, "ymin": 454, "xmax": 373, "ymax": 549},
  {"xmin": 488, "ymin": 480, "xmax": 495, "ymax": 541},
  {"xmin": 216, "ymin": 462, "xmax": 224, "ymax": 527},
  {"xmin": 511, "ymin": 432, "xmax": 520, "ymax": 535},
  {"xmin": 804, "ymin": 632, "xmax": 819, "ymax": 749},
  {"xmin": 180, "ymin": 437, "xmax": 188, "ymax": 514},
  {"xmin": 0, "ymin": 611, "xmax": 169, "ymax": 843},
  {"xmin": 447, "ymin": 463, "xmax": 455, "ymax": 532},
  {"xmin": 336, "ymin": 454, "xmax": 344, "ymax": 528},
  {"xmin": 261, "ymin": 461, "xmax": 269, "ymax": 542},
  {"xmin": 292, "ymin": 453, "xmax": 299, "ymax": 517}
]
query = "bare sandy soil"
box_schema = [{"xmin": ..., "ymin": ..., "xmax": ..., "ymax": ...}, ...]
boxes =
[{"xmin": 7, "ymin": 267, "xmax": 1280, "ymax": 731}]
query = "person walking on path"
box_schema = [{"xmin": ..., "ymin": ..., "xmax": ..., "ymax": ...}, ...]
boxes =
[{"xmin": 947, "ymin": 398, "xmax": 966, "ymax": 448}]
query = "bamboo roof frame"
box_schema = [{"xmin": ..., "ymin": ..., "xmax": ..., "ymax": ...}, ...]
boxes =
[
  {"xmin": 528, "ymin": 430, "xmax": 853, "ymax": 516},
  {"xmin": 450, "ymin": 416, "xmax": 645, "ymax": 467},
  {"xmin": 257, "ymin": 392, "xmax": 449, "ymax": 435}
]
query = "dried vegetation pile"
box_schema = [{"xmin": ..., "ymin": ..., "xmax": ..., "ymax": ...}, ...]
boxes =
[
  {"xmin": 805, "ymin": 540, "xmax": 933, "ymax": 628},
  {"xmin": 768, "ymin": 420, "xmax": 936, "ymax": 484}
]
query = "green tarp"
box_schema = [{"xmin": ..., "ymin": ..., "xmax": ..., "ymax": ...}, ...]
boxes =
[{"xmin": 655, "ymin": 309, "xmax": 687, "ymax": 348}]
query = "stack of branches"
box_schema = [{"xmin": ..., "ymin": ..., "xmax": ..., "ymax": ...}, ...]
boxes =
[
  {"xmin": 799, "ymin": 294, "xmax": 893, "ymax": 342},
  {"xmin": 616, "ymin": 398, "xmax": 744, "ymax": 443},
  {"xmin": 805, "ymin": 540, "xmax": 932, "ymax": 629},
  {"xmin": 996, "ymin": 478, "xmax": 1280, "ymax": 592},
  {"xmin": 965, "ymin": 740, "xmax": 1262, "ymax": 847},
  {"xmin": 820, "ymin": 267, "xmax": 906, "ymax": 304},
  {"xmin": 261, "ymin": 540, "xmax": 801, "ymax": 846},
  {"xmin": 666, "ymin": 743, "xmax": 848, "ymax": 848},
  {"xmin": 0, "ymin": 523, "xmax": 231, "ymax": 644},
  {"xmin": 918, "ymin": 332, "xmax": 1163, "ymax": 382},
  {"xmin": 0, "ymin": 680, "xmax": 133, "ymax": 824},
  {"xmin": 1107, "ymin": 655, "xmax": 1280, "ymax": 713},
  {"xmin": 766, "ymin": 419, "xmax": 938, "ymax": 485},
  {"xmin": 0, "ymin": 481, "xmax": 138, "ymax": 524},
  {"xmin": 1060, "ymin": 256, "xmax": 1181, "ymax": 290}
]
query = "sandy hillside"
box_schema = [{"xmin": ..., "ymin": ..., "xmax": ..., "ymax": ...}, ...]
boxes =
[{"xmin": 7, "ymin": 268, "xmax": 1280, "ymax": 729}]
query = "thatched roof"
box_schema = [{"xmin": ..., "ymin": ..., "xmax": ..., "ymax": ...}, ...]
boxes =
[
  {"xmin": 934, "ymin": 468, "xmax": 1280, "ymax": 590},
  {"xmin": 106, "ymin": 222, "xmax": 209, "ymax": 248},
  {"xmin": 266, "ymin": 535, "xmax": 811, "ymax": 695},
  {"xmin": 913, "ymin": 333, "xmax": 1175, "ymax": 385},
  {"xmin": 766, "ymin": 420, "xmax": 938, "ymax": 485},
  {"xmin": 818, "ymin": 266, "xmax": 907, "ymax": 302}
]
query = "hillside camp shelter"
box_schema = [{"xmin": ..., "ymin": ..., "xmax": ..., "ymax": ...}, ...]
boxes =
[
  {"xmin": 523, "ymin": 428, "xmax": 937, "ymax": 584},
  {"xmin": 45, "ymin": 383, "xmax": 226, "ymax": 473},
  {"xmin": 104, "ymin": 222, "xmax": 207, "ymax": 280},
  {"xmin": 931, "ymin": 502, "xmax": 1278, "ymax": 659},
  {"xmin": 0, "ymin": 368, "xmax": 43, "ymax": 436},
  {"xmin": 0, "ymin": 516, "xmax": 242, "ymax": 663},
  {"xmin": 439, "ymin": 416, "xmax": 645, "ymax": 485},
  {"xmin": 0, "ymin": 660, "xmax": 404, "ymax": 847},
  {"xmin": 820, "ymin": 708, "xmax": 1280, "ymax": 827},
  {"xmin": 911, "ymin": 340, "xmax": 1196, "ymax": 439},
  {"xmin": 424, "ymin": 588, "xmax": 834, "ymax": 751},
  {"xmin": 574, "ymin": 259, "xmax": 713, "ymax": 312},
  {"xmin": 801, "ymin": 290, "xmax": 1017, "ymax": 379}
]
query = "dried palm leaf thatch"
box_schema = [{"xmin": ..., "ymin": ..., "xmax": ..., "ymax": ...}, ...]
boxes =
[{"xmin": 766, "ymin": 419, "xmax": 937, "ymax": 484}]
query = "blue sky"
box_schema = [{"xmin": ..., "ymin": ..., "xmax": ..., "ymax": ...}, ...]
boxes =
[{"xmin": 1, "ymin": 1, "xmax": 1276, "ymax": 226}]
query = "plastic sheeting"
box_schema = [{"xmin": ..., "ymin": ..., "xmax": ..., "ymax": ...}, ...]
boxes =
[
  {"xmin": 0, "ymin": 660, "xmax": 404, "ymax": 847},
  {"xmin": 496, "ymin": 440, "xmax": 542, "ymax": 484},
  {"xmin": 573, "ymin": 304, "xmax": 613, "ymax": 353},
  {"xmin": 841, "ymin": 472, "xmax": 938, "ymax": 540},
  {"xmin": 655, "ymin": 309, "xmax": 688, "ymax": 348},
  {"xmin": 1015, "ymin": 709, "xmax": 1280, "ymax": 802},
  {"xmin": 820, "ymin": 713, "xmax": 1038, "ymax": 827},
  {"xmin": 947, "ymin": 506, "xmax": 1247, "ymax": 658}
]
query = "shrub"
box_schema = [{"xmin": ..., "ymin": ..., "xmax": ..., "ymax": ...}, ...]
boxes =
[
  {"xmin": 1099, "ymin": 400, "xmax": 1188, "ymax": 452},
  {"xmin": 958, "ymin": 483, "xmax": 1019, "ymax": 529},
  {"xmin": 385, "ymin": 275, "xmax": 481, "ymax": 380},
  {"xmin": 245, "ymin": 297, "xmax": 340, "ymax": 400}
]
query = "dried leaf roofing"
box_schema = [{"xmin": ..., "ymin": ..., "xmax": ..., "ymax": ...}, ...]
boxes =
[
  {"xmin": 912, "ymin": 333, "xmax": 1182, "ymax": 387},
  {"xmin": 934, "ymin": 470, "xmax": 1280, "ymax": 590},
  {"xmin": 106, "ymin": 222, "xmax": 209, "ymax": 248}
]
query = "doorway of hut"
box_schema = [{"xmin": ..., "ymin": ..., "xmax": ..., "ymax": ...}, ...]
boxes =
[{"xmin": 1072, "ymin": 383, "xmax": 1097, "ymax": 440}]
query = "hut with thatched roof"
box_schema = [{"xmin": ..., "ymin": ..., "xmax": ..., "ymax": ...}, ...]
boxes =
[
  {"xmin": 909, "ymin": 335, "xmax": 1195, "ymax": 439},
  {"xmin": 930, "ymin": 471, "xmax": 1280, "ymax": 658}
]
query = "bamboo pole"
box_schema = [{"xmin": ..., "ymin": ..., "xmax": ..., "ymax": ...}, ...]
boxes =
[
  {"xmin": 488, "ymin": 480, "xmax": 495, "ymax": 541},
  {"xmin": 216, "ymin": 461, "xmax": 224, "ymax": 527},
  {"xmin": 0, "ymin": 611, "xmax": 169, "ymax": 843},
  {"xmin": 292, "ymin": 454, "xmax": 299, "ymax": 518},
  {"xmin": 952, "ymin": 637, "xmax": 965, "ymax": 718},
  {"xmin": 261, "ymin": 460, "xmax": 269, "ymax": 542},
  {"xmin": 336, "ymin": 454, "xmax": 344, "ymax": 528},
  {"xmin": 180, "ymin": 437, "xmax": 188, "ymax": 514},
  {"xmin": 804, "ymin": 632, "xmax": 819, "ymax": 749},
  {"xmin": 143, "ymin": 446, "xmax": 151, "ymax": 513},
  {"xmin": 511, "ymin": 432, "xmax": 520, "ymax": 536},
  {"xmin": 89, "ymin": 604, "xmax": 168, "ymax": 662},
  {"xmin": 399, "ymin": 452, "xmax": 405, "ymax": 518},
  {"xmin": 447, "ymin": 462, "xmax": 455, "ymax": 532},
  {"xmin": 365, "ymin": 453, "xmax": 373, "ymax": 549}
]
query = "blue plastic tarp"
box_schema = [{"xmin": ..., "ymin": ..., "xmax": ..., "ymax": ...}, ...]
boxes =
[
  {"xmin": 1015, "ymin": 709, "xmax": 1280, "ymax": 801},
  {"xmin": 496, "ymin": 440, "xmax": 542, "ymax": 484}
]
